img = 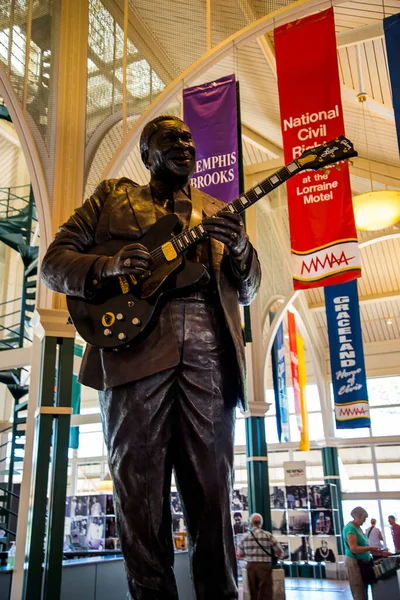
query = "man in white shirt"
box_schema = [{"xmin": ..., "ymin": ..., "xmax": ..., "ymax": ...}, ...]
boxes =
[{"xmin": 239, "ymin": 513, "xmax": 282, "ymax": 600}]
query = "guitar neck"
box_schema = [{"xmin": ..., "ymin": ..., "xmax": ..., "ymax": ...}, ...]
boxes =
[{"xmin": 150, "ymin": 159, "xmax": 301, "ymax": 261}]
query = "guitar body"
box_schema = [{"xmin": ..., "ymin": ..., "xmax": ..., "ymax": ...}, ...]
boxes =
[
  {"xmin": 66, "ymin": 136, "xmax": 357, "ymax": 350},
  {"xmin": 67, "ymin": 214, "xmax": 207, "ymax": 350}
]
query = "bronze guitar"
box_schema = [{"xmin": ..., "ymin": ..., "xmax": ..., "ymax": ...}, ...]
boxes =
[{"xmin": 67, "ymin": 136, "xmax": 357, "ymax": 350}]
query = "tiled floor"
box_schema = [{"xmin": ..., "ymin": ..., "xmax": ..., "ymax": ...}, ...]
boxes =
[
  {"xmin": 285, "ymin": 579, "xmax": 355, "ymax": 599},
  {"xmin": 240, "ymin": 578, "xmax": 373, "ymax": 599}
]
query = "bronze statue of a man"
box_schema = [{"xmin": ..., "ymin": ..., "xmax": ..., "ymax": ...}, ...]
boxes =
[{"xmin": 41, "ymin": 115, "xmax": 261, "ymax": 599}]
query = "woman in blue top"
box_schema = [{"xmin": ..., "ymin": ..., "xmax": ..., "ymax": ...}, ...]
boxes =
[{"xmin": 343, "ymin": 507, "xmax": 390, "ymax": 600}]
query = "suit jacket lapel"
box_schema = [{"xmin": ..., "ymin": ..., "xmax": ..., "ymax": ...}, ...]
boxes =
[{"xmin": 126, "ymin": 184, "xmax": 156, "ymax": 233}]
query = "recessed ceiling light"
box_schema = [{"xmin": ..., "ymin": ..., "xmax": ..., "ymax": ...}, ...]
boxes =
[{"xmin": 386, "ymin": 319, "xmax": 393, "ymax": 325}]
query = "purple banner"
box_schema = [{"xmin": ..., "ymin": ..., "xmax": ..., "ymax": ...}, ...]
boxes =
[{"xmin": 183, "ymin": 74, "xmax": 239, "ymax": 203}]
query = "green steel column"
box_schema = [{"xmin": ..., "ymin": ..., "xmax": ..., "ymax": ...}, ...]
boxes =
[
  {"xmin": 42, "ymin": 337, "xmax": 74, "ymax": 600},
  {"xmin": 23, "ymin": 335, "xmax": 58, "ymax": 600},
  {"xmin": 245, "ymin": 410, "xmax": 271, "ymax": 532},
  {"xmin": 22, "ymin": 321, "xmax": 74, "ymax": 599},
  {"xmin": 322, "ymin": 446, "xmax": 344, "ymax": 554}
]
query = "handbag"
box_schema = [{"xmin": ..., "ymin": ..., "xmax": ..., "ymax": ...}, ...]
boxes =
[
  {"xmin": 358, "ymin": 559, "xmax": 376, "ymax": 585},
  {"xmin": 250, "ymin": 531, "xmax": 278, "ymax": 566}
]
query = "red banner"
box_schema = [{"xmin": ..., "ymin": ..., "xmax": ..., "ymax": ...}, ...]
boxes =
[{"xmin": 275, "ymin": 9, "xmax": 361, "ymax": 289}]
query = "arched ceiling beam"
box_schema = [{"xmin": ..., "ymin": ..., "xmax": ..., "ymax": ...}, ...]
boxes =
[
  {"xmin": 0, "ymin": 63, "xmax": 52, "ymax": 308},
  {"xmin": 103, "ymin": 0, "xmax": 350, "ymax": 179}
]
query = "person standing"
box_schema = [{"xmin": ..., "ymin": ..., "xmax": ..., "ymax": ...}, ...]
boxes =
[
  {"xmin": 365, "ymin": 519, "xmax": 384, "ymax": 551},
  {"xmin": 41, "ymin": 115, "xmax": 261, "ymax": 600},
  {"xmin": 388, "ymin": 515, "xmax": 400, "ymax": 552},
  {"xmin": 343, "ymin": 507, "xmax": 389, "ymax": 600},
  {"xmin": 239, "ymin": 513, "xmax": 282, "ymax": 600}
]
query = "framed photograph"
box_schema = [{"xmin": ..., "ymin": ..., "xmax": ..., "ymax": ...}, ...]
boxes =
[
  {"xmin": 308, "ymin": 485, "xmax": 332, "ymax": 509},
  {"xmin": 275, "ymin": 536, "xmax": 290, "ymax": 560},
  {"xmin": 74, "ymin": 495, "xmax": 89, "ymax": 517},
  {"xmin": 87, "ymin": 517, "xmax": 105, "ymax": 550},
  {"xmin": 70, "ymin": 517, "xmax": 88, "ymax": 550},
  {"xmin": 288, "ymin": 510, "xmax": 310, "ymax": 535},
  {"xmin": 271, "ymin": 510, "xmax": 287, "ymax": 535},
  {"xmin": 290, "ymin": 536, "xmax": 313, "ymax": 561},
  {"xmin": 270, "ymin": 486, "xmax": 286, "ymax": 510},
  {"xmin": 285, "ymin": 486, "xmax": 308, "ymax": 509},
  {"xmin": 312, "ymin": 536, "xmax": 337, "ymax": 562},
  {"xmin": 311, "ymin": 510, "xmax": 334, "ymax": 535},
  {"xmin": 105, "ymin": 516, "xmax": 118, "ymax": 549},
  {"xmin": 88, "ymin": 495, "xmax": 106, "ymax": 517},
  {"xmin": 106, "ymin": 494, "xmax": 114, "ymax": 515},
  {"xmin": 232, "ymin": 489, "xmax": 248, "ymax": 511},
  {"xmin": 232, "ymin": 511, "xmax": 249, "ymax": 535}
]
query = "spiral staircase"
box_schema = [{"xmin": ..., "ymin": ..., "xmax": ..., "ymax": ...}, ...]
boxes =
[{"xmin": 0, "ymin": 102, "xmax": 38, "ymax": 554}]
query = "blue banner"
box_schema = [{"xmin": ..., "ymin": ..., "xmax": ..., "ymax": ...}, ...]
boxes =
[
  {"xmin": 384, "ymin": 13, "xmax": 400, "ymax": 154},
  {"xmin": 324, "ymin": 280, "xmax": 370, "ymax": 429},
  {"xmin": 270, "ymin": 314, "xmax": 289, "ymax": 442}
]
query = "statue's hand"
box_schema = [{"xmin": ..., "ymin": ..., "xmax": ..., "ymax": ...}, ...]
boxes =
[
  {"xmin": 102, "ymin": 243, "xmax": 152, "ymax": 278},
  {"xmin": 202, "ymin": 212, "xmax": 247, "ymax": 257}
]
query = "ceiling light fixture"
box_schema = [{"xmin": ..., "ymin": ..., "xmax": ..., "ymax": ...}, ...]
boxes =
[{"xmin": 351, "ymin": 45, "xmax": 400, "ymax": 231}]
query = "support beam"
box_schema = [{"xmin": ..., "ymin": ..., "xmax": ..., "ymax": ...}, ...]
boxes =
[
  {"xmin": 242, "ymin": 124, "xmax": 283, "ymax": 158},
  {"xmin": 336, "ymin": 22, "xmax": 384, "ymax": 48}
]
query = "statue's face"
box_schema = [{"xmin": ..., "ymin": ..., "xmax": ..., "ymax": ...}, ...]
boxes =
[{"xmin": 146, "ymin": 118, "xmax": 196, "ymax": 181}]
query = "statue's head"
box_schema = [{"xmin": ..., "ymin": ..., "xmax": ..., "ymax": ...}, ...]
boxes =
[{"xmin": 140, "ymin": 115, "xmax": 196, "ymax": 183}]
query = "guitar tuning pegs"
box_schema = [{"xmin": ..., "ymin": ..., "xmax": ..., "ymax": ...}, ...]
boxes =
[
  {"xmin": 322, "ymin": 167, "xmax": 330, "ymax": 176},
  {"xmin": 333, "ymin": 164, "xmax": 341, "ymax": 171}
]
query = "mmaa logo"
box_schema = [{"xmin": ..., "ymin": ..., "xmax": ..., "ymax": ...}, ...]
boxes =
[
  {"xmin": 301, "ymin": 250, "xmax": 355, "ymax": 275},
  {"xmin": 338, "ymin": 405, "xmax": 369, "ymax": 417}
]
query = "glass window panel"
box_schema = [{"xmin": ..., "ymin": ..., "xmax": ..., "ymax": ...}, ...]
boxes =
[
  {"xmin": 308, "ymin": 412, "xmax": 324, "ymax": 441},
  {"xmin": 371, "ymin": 407, "xmax": 400, "ymax": 437},
  {"xmin": 375, "ymin": 446, "xmax": 400, "ymax": 462},
  {"xmin": 265, "ymin": 389, "xmax": 276, "ymax": 415},
  {"xmin": 265, "ymin": 416, "xmax": 279, "ymax": 444},
  {"xmin": 304, "ymin": 385, "xmax": 321, "ymax": 412},
  {"xmin": 77, "ymin": 432, "xmax": 104, "ymax": 458},
  {"xmin": 381, "ymin": 500, "xmax": 400, "ymax": 552},
  {"xmin": 334, "ymin": 424, "xmax": 370, "ymax": 439},
  {"xmin": 367, "ymin": 377, "xmax": 400, "ymax": 407},
  {"xmin": 378, "ymin": 479, "xmax": 400, "ymax": 492},
  {"xmin": 342, "ymin": 499, "xmax": 379, "ymax": 527},
  {"xmin": 234, "ymin": 418, "xmax": 246, "ymax": 446},
  {"xmin": 289, "ymin": 415, "xmax": 300, "ymax": 442}
]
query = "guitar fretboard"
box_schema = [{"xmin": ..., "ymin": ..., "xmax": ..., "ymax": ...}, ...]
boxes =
[{"xmin": 150, "ymin": 159, "xmax": 300, "ymax": 262}]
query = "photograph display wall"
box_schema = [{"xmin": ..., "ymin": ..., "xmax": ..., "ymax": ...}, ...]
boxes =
[{"xmin": 269, "ymin": 483, "xmax": 341, "ymax": 562}]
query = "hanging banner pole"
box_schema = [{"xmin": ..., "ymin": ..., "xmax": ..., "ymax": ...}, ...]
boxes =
[
  {"xmin": 275, "ymin": 8, "xmax": 361, "ymax": 289},
  {"xmin": 324, "ymin": 280, "xmax": 370, "ymax": 429}
]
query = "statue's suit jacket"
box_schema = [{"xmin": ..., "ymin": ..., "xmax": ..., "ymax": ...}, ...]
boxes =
[{"xmin": 41, "ymin": 178, "xmax": 261, "ymax": 409}]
